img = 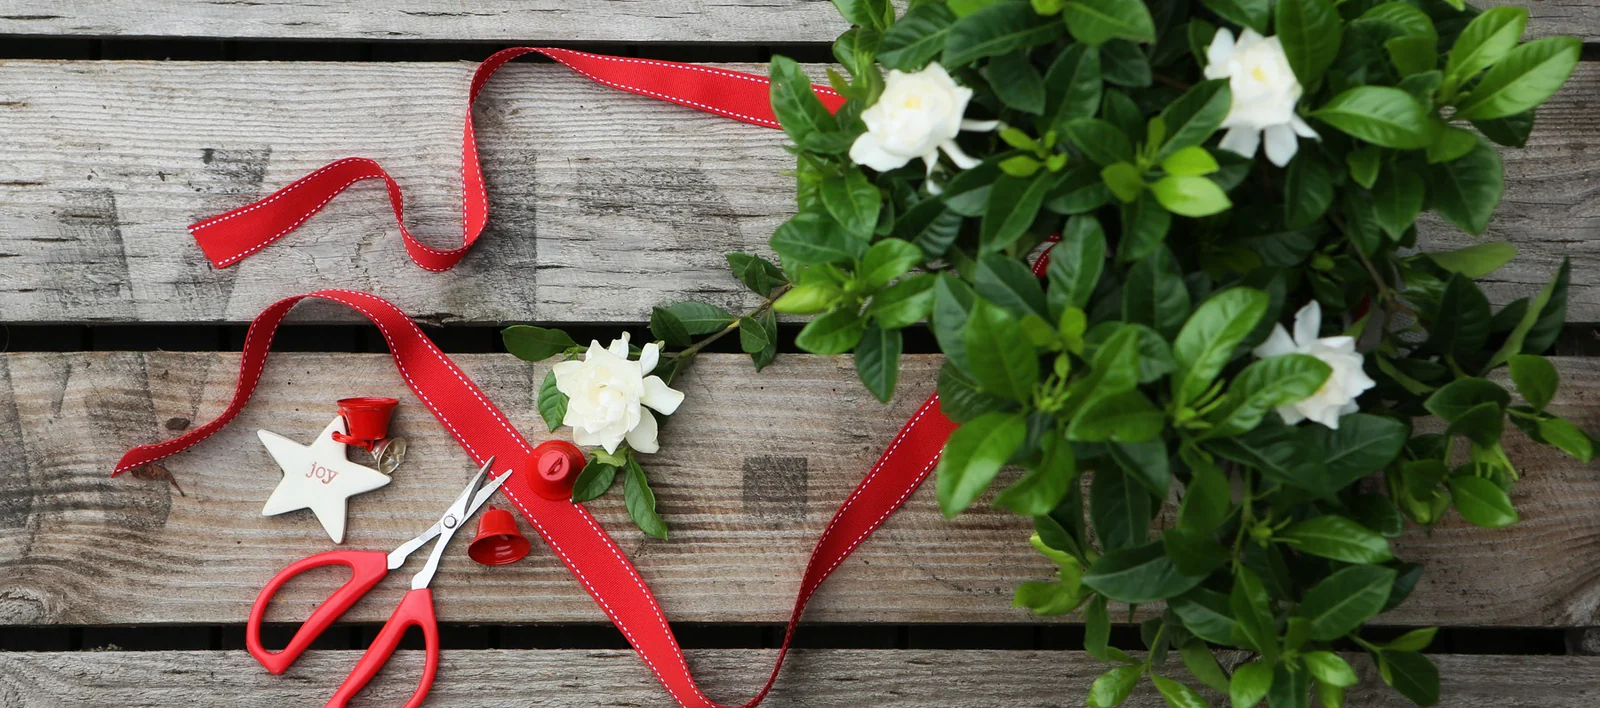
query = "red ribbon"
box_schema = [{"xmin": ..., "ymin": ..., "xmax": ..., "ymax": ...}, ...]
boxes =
[{"xmin": 119, "ymin": 48, "xmax": 963, "ymax": 707}]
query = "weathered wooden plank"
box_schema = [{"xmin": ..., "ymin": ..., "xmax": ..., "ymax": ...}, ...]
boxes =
[
  {"xmin": 2, "ymin": 59, "xmax": 1598, "ymax": 324},
  {"xmin": 1, "ymin": 649, "xmax": 1598, "ymax": 707},
  {"xmin": 3, "ymin": 352, "xmax": 1599, "ymax": 627},
  {"xmin": 0, "ymin": 1, "xmax": 1585, "ymax": 42}
]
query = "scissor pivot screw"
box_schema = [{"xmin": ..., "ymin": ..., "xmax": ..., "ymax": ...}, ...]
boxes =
[{"xmin": 444, "ymin": 516, "xmax": 458, "ymax": 529}]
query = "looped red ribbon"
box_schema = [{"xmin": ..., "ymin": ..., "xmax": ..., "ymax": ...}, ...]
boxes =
[{"xmin": 119, "ymin": 48, "xmax": 969, "ymax": 707}]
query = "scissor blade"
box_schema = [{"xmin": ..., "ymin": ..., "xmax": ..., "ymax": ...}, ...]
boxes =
[
  {"xmin": 386, "ymin": 456, "xmax": 498, "ymax": 571},
  {"xmin": 410, "ymin": 461, "xmax": 513, "ymax": 590}
]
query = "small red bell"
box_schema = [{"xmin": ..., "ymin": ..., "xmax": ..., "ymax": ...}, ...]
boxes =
[
  {"xmin": 528, "ymin": 440, "xmax": 586, "ymax": 501},
  {"xmin": 330, "ymin": 396, "xmax": 399, "ymax": 452},
  {"xmin": 467, "ymin": 505, "xmax": 532, "ymax": 566}
]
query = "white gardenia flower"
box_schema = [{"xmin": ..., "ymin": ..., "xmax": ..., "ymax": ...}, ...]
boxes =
[
  {"xmin": 849, "ymin": 62, "xmax": 998, "ymax": 183},
  {"xmin": 1252, "ymin": 301, "xmax": 1376, "ymax": 430},
  {"xmin": 1204, "ymin": 28, "xmax": 1320, "ymax": 167},
  {"xmin": 552, "ymin": 333, "xmax": 685, "ymax": 455}
]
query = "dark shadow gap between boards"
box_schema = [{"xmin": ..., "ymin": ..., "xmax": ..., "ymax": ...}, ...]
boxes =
[
  {"xmin": 0, "ymin": 624, "xmax": 1576, "ymax": 656},
  {"xmin": 0, "ymin": 36, "xmax": 836, "ymax": 63}
]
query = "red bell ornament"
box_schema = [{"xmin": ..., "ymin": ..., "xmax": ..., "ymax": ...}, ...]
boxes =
[
  {"xmin": 528, "ymin": 440, "xmax": 585, "ymax": 501},
  {"xmin": 466, "ymin": 505, "xmax": 532, "ymax": 566},
  {"xmin": 330, "ymin": 396, "xmax": 398, "ymax": 451}
]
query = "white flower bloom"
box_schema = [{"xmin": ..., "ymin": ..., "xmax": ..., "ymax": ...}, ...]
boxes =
[
  {"xmin": 1203, "ymin": 28, "xmax": 1320, "ymax": 167},
  {"xmin": 1252, "ymin": 301, "xmax": 1376, "ymax": 430},
  {"xmin": 551, "ymin": 332, "xmax": 684, "ymax": 455},
  {"xmin": 849, "ymin": 62, "xmax": 997, "ymax": 184}
]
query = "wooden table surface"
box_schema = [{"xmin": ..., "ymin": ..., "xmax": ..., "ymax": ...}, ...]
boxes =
[{"xmin": 1, "ymin": 1, "xmax": 1598, "ymax": 706}]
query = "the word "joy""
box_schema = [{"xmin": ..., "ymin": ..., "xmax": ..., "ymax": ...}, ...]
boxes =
[{"xmin": 306, "ymin": 463, "xmax": 339, "ymax": 484}]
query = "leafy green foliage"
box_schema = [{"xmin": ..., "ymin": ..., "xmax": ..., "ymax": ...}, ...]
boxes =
[{"xmin": 712, "ymin": 2, "xmax": 1591, "ymax": 706}]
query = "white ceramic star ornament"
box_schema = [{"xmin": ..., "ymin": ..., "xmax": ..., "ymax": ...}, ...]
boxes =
[{"xmin": 258, "ymin": 417, "xmax": 393, "ymax": 543}]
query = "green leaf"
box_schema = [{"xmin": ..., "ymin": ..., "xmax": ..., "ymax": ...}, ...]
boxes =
[
  {"xmin": 1179, "ymin": 642, "xmax": 1231, "ymax": 694},
  {"xmin": 1207, "ymin": 354, "xmax": 1332, "ymax": 437},
  {"xmin": 738, "ymin": 316, "xmax": 771, "ymax": 354},
  {"xmin": 1046, "ymin": 215, "xmax": 1107, "ymax": 315},
  {"xmin": 1426, "ymin": 274, "xmax": 1492, "ymax": 358},
  {"xmin": 1388, "ymin": 35, "xmax": 1438, "ymax": 76},
  {"xmin": 1149, "ymin": 175, "xmax": 1231, "ymax": 217},
  {"xmin": 795, "ymin": 308, "xmax": 866, "ymax": 355},
  {"xmin": 859, "ymin": 238, "xmax": 923, "ymax": 288},
  {"xmin": 1151, "ymin": 676, "xmax": 1208, "ymax": 708},
  {"xmin": 1063, "ymin": 0, "xmax": 1156, "ymax": 47},
  {"xmin": 650, "ymin": 307, "xmax": 692, "ymax": 347},
  {"xmin": 1275, "ymin": 0, "xmax": 1343, "ymax": 86},
  {"xmin": 996, "ymin": 436, "xmax": 1077, "ymax": 514},
  {"xmin": 1311, "ymin": 413, "xmax": 1410, "ymax": 492},
  {"xmin": 771, "ymin": 211, "xmax": 866, "ymax": 265},
  {"xmin": 570, "ymin": 462, "xmax": 618, "ymax": 503},
  {"xmin": 1108, "ymin": 438, "xmax": 1171, "ymax": 495},
  {"xmin": 944, "ymin": 1, "xmax": 1067, "ymax": 67},
  {"xmin": 1085, "ymin": 593, "xmax": 1137, "ymax": 663},
  {"xmin": 1171, "ymin": 588, "xmax": 1237, "ymax": 646},
  {"xmin": 974, "ymin": 254, "xmax": 1049, "ymax": 320},
  {"xmin": 821, "ymin": 170, "xmax": 881, "ymax": 239},
  {"xmin": 1489, "ymin": 258, "xmax": 1569, "ymax": 367},
  {"xmin": 1202, "ymin": 0, "xmax": 1268, "ymax": 33},
  {"xmin": 1100, "ymin": 40, "xmax": 1152, "ymax": 87},
  {"xmin": 1347, "ymin": 146, "xmax": 1381, "ymax": 189},
  {"xmin": 1314, "ymin": 87, "xmax": 1434, "ymax": 148},
  {"xmin": 1068, "ymin": 390, "xmax": 1165, "ymax": 442},
  {"xmin": 624, "ymin": 459, "xmax": 669, "ymax": 539},
  {"xmin": 1303, "ymin": 652, "xmax": 1358, "ymax": 688},
  {"xmin": 937, "ymin": 361, "xmax": 1011, "ymax": 423},
  {"xmin": 1123, "ymin": 247, "xmax": 1191, "ymax": 338},
  {"xmin": 870, "ymin": 273, "xmax": 938, "ymax": 329},
  {"xmin": 1155, "ymin": 80, "xmax": 1232, "ymax": 161},
  {"xmin": 1426, "ymin": 242, "xmax": 1517, "ymax": 279},
  {"xmin": 1162, "ymin": 527, "xmax": 1229, "ymax": 577},
  {"xmin": 1090, "ymin": 465, "xmax": 1152, "ymax": 551},
  {"xmin": 1448, "ymin": 475, "xmax": 1519, "ymax": 528},
  {"xmin": 1372, "ymin": 169, "xmax": 1424, "ymax": 241},
  {"xmin": 1083, "ymin": 540, "xmax": 1207, "ymax": 603},
  {"xmin": 1298, "ymin": 565, "xmax": 1396, "ymax": 640},
  {"xmin": 1229, "ymin": 660, "xmax": 1274, "ymax": 708},
  {"xmin": 1279, "ymin": 515, "xmax": 1394, "ymax": 563},
  {"xmin": 981, "ymin": 173, "xmax": 1053, "ymax": 253},
  {"xmin": 773, "ymin": 282, "xmax": 842, "ymax": 315},
  {"xmin": 502, "ymin": 325, "xmax": 577, "ymax": 362},
  {"xmin": 1426, "ymin": 125, "xmax": 1478, "ymax": 164},
  {"xmin": 1379, "ymin": 651, "xmax": 1441, "ymax": 707},
  {"xmin": 936, "ymin": 411, "xmax": 1029, "ymax": 516},
  {"xmin": 1474, "ymin": 110, "xmax": 1535, "ymax": 148},
  {"xmin": 1266, "ymin": 663, "xmax": 1309, "ymax": 708},
  {"xmin": 933, "ymin": 275, "xmax": 977, "ymax": 372},
  {"xmin": 1161, "ymin": 146, "xmax": 1219, "ymax": 177},
  {"xmin": 1538, "ymin": 416, "xmax": 1593, "ymax": 462},
  {"xmin": 964, "ymin": 299, "xmax": 1041, "ymax": 401},
  {"xmin": 1044, "ymin": 43, "xmax": 1104, "ymax": 127},
  {"xmin": 1102, "ymin": 162, "xmax": 1145, "ymax": 203},
  {"xmin": 854, "ymin": 324, "xmax": 903, "ymax": 403},
  {"xmin": 1066, "ymin": 118, "xmax": 1135, "ymax": 166},
  {"xmin": 537, "ymin": 370, "xmax": 569, "ymax": 432},
  {"xmin": 1088, "ymin": 665, "xmax": 1144, "ymax": 708},
  {"xmin": 1427, "ymin": 136, "xmax": 1503, "ymax": 235},
  {"xmin": 1230, "ymin": 566, "xmax": 1277, "ymax": 659},
  {"xmin": 1384, "ymin": 627, "xmax": 1439, "ymax": 652},
  {"xmin": 989, "ymin": 50, "xmax": 1047, "ymax": 114},
  {"xmin": 666, "ymin": 301, "xmax": 736, "ymax": 335},
  {"xmin": 831, "ymin": 0, "xmax": 890, "ymax": 29},
  {"xmin": 1425, "ymin": 378, "xmax": 1510, "ymax": 421},
  {"xmin": 1177, "ymin": 461, "xmax": 1230, "ymax": 533},
  {"xmin": 769, "ymin": 56, "xmax": 835, "ymax": 145},
  {"xmin": 1173, "ymin": 287, "xmax": 1269, "ymax": 405},
  {"xmin": 1120, "ymin": 192, "xmax": 1172, "ymax": 263},
  {"xmin": 878, "ymin": 2, "xmax": 957, "ymax": 70},
  {"xmin": 725, "ymin": 252, "xmax": 787, "ymax": 297},
  {"xmin": 1456, "ymin": 36, "xmax": 1581, "ymax": 120},
  {"xmin": 1283, "ymin": 153, "xmax": 1334, "ymax": 230},
  {"xmin": 1447, "ymin": 6, "xmax": 1527, "ymax": 80},
  {"xmin": 1508, "ymin": 353, "xmax": 1558, "ymax": 410}
]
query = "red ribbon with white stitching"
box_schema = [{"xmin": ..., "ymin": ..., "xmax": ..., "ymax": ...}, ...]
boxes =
[{"xmin": 118, "ymin": 49, "xmax": 969, "ymax": 707}]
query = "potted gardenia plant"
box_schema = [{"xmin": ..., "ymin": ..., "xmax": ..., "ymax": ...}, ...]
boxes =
[{"xmin": 503, "ymin": 0, "xmax": 1590, "ymax": 705}]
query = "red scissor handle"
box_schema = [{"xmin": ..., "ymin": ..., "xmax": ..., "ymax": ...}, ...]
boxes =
[
  {"xmin": 246, "ymin": 549, "xmax": 390, "ymax": 675},
  {"xmin": 327, "ymin": 588, "xmax": 441, "ymax": 708}
]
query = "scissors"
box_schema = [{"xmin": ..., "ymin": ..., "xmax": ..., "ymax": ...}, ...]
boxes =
[{"xmin": 245, "ymin": 456, "xmax": 513, "ymax": 708}]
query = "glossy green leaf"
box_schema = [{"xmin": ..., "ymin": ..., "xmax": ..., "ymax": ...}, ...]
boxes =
[
  {"xmin": 1454, "ymin": 37, "xmax": 1581, "ymax": 121},
  {"xmin": 1172, "ymin": 287, "xmax": 1269, "ymax": 405},
  {"xmin": 795, "ymin": 308, "xmax": 866, "ymax": 355},
  {"xmin": 1445, "ymin": 6, "xmax": 1527, "ymax": 81},
  {"xmin": 963, "ymin": 299, "xmax": 1040, "ymax": 401},
  {"xmin": 537, "ymin": 370, "xmax": 569, "ymax": 432},
  {"xmin": 1150, "ymin": 174, "xmax": 1231, "ymax": 217},
  {"xmin": 1207, "ymin": 354, "xmax": 1331, "ymax": 437},
  {"xmin": 1313, "ymin": 86, "xmax": 1434, "ymax": 149},
  {"xmin": 1426, "ymin": 242, "xmax": 1517, "ymax": 279},
  {"xmin": 1201, "ymin": 0, "xmax": 1268, "ymax": 34},
  {"xmin": 1379, "ymin": 651, "xmax": 1441, "ymax": 707},
  {"xmin": 1046, "ymin": 215, "xmax": 1107, "ymax": 315},
  {"xmin": 1298, "ymin": 564, "xmax": 1396, "ymax": 640},
  {"xmin": 1448, "ymin": 475, "xmax": 1519, "ymax": 528},
  {"xmin": 502, "ymin": 325, "xmax": 577, "ymax": 362},
  {"xmin": 1088, "ymin": 665, "xmax": 1145, "ymax": 708},
  {"xmin": 1083, "ymin": 540, "xmax": 1207, "ymax": 603},
  {"xmin": 1279, "ymin": 515, "xmax": 1394, "ymax": 563},
  {"xmin": 1063, "ymin": 0, "xmax": 1157, "ymax": 47},
  {"xmin": 855, "ymin": 324, "xmax": 903, "ymax": 403},
  {"xmin": 936, "ymin": 411, "xmax": 1029, "ymax": 516},
  {"xmin": 1229, "ymin": 660, "xmax": 1274, "ymax": 708},
  {"xmin": 1151, "ymin": 676, "xmax": 1208, "ymax": 708},
  {"xmin": 624, "ymin": 459, "xmax": 669, "ymax": 539},
  {"xmin": 944, "ymin": 1, "xmax": 1067, "ymax": 67},
  {"xmin": 878, "ymin": 2, "xmax": 957, "ymax": 70},
  {"xmin": 1275, "ymin": 0, "xmax": 1343, "ymax": 86},
  {"xmin": 769, "ymin": 56, "xmax": 836, "ymax": 144},
  {"xmin": 1427, "ymin": 136, "xmax": 1504, "ymax": 235}
]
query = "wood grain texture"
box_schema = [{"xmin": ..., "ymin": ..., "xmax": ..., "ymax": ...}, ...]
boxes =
[
  {"xmin": 0, "ymin": 1, "xmax": 1584, "ymax": 41},
  {"xmin": 2, "ymin": 352, "xmax": 1599, "ymax": 627},
  {"xmin": 1, "ymin": 649, "xmax": 1598, "ymax": 707},
  {"xmin": 1, "ymin": 59, "xmax": 1596, "ymax": 324}
]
